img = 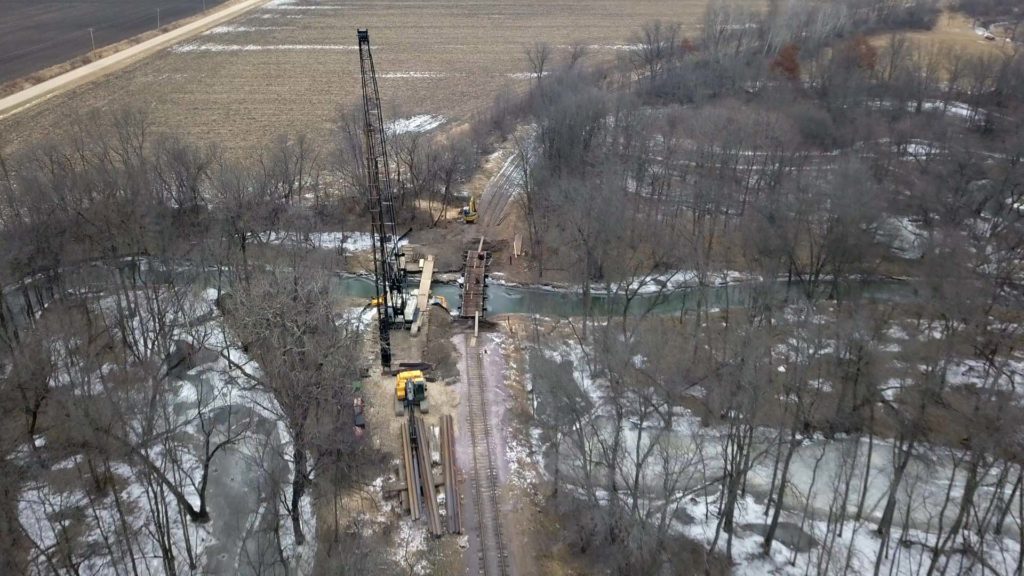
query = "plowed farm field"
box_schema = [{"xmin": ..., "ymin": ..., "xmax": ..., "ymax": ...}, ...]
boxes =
[
  {"xmin": 0, "ymin": 0, "xmax": 730, "ymax": 154},
  {"xmin": 0, "ymin": 0, "xmax": 231, "ymax": 85}
]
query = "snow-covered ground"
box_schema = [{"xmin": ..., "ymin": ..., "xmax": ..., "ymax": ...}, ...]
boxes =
[
  {"xmin": 16, "ymin": 287, "xmax": 316, "ymax": 575},
  {"xmin": 387, "ymin": 114, "xmax": 446, "ymax": 135},
  {"xmin": 594, "ymin": 270, "xmax": 762, "ymax": 295},
  {"xmin": 259, "ymin": 230, "xmax": 407, "ymax": 253},
  {"xmin": 915, "ymin": 100, "xmax": 978, "ymax": 120},
  {"xmin": 265, "ymin": 0, "xmax": 340, "ymax": 9},
  {"xmin": 203, "ymin": 24, "xmax": 290, "ymax": 34},
  {"xmin": 869, "ymin": 98, "xmax": 986, "ymax": 122},
  {"xmin": 506, "ymin": 72, "xmax": 547, "ymax": 79},
  {"xmin": 379, "ymin": 72, "xmax": 447, "ymax": 79},
  {"xmin": 879, "ymin": 216, "xmax": 927, "ymax": 259},
  {"xmin": 527, "ymin": 326, "xmax": 1023, "ymax": 575},
  {"xmin": 943, "ymin": 357, "xmax": 1024, "ymax": 399},
  {"xmin": 555, "ymin": 43, "xmax": 643, "ymax": 50},
  {"xmin": 680, "ymin": 489, "xmax": 1019, "ymax": 576},
  {"xmin": 898, "ymin": 140, "xmax": 943, "ymax": 160},
  {"xmin": 172, "ymin": 42, "xmax": 359, "ymax": 53}
]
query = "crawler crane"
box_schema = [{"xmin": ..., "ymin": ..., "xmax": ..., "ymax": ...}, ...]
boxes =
[{"xmin": 358, "ymin": 28, "xmax": 408, "ymax": 370}]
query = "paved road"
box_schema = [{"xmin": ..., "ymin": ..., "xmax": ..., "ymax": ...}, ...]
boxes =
[{"xmin": 0, "ymin": 0, "xmax": 268, "ymax": 120}]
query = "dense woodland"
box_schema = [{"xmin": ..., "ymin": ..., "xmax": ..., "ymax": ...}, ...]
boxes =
[
  {"xmin": 507, "ymin": 0, "xmax": 1024, "ymax": 574},
  {"xmin": 1, "ymin": 0, "xmax": 1023, "ymax": 574},
  {"xmin": 0, "ymin": 108, "xmax": 403, "ymax": 570}
]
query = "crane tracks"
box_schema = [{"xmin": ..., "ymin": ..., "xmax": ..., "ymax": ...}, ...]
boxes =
[{"xmin": 465, "ymin": 334, "xmax": 510, "ymax": 576}]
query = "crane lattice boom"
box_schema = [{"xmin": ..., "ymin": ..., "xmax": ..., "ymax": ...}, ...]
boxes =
[{"xmin": 358, "ymin": 28, "xmax": 406, "ymax": 369}]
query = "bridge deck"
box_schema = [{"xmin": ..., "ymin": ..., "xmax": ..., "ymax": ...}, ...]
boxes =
[{"xmin": 461, "ymin": 249, "xmax": 487, "ymax": 319}]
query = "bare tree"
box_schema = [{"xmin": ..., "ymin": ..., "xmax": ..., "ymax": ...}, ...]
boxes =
[
  {"xmin": 567, "ymin": 41, "xmax": 589, "ymax": 70},
  {"xmin": 630, "ymin": 20, "xmax": 682, "ymax": 87},
  {"xmin": 525, "ymin": 42, "xmax": 552, "ymax": 85},
  {"xmin": 230, "ymin": 263, "xmax": 363, "ymax": 546}
]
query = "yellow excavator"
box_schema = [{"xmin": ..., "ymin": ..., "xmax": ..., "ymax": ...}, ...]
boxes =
[
  {"xmin": 395, "ymin": 370, "xmax": 429, "ymax": 416},
  {"xmin": 461, "ymin": 195, "xmax": 478, "ymax": 224}
]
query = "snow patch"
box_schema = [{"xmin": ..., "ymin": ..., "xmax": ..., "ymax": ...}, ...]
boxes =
[
  {"xmin": 506, "ymin": 433, "xmax": 537, "ymax": 489},
  {"xmin": 395, "ymin": 520, "xmax": 429, "ymax": 574},
  {"xmin": 203, "ymin": 25, "xmax": 289, "ymax": 34},
  {"xmin": 879, "ymin": 216, "xmax": 926, "ymax": 259},
  {"xmin": 943, "ymin": 358, "xmax": 1022, "ymax": 397},
  {"xmin": 555, "ymin": 43, "xmax": 643, "ymax": 50},
  {"xmin": 259, "ymin": 230, "xmax": 406, "ymax": 252},
  {"xmin": 387, "ymin": 114, "xmax": 446, "ymax": 135},
  {"xmin": 172, "ymin": 42, "xmax": 359, "ymax": 53},
  {"xmin": 265, "ymin": 0, "xmax": 341, "ymax": 9},
  {"xmin": 379, "ymin": 72, "xmax": 447, "ymax": 79},
  {"xmin": 899, "ymin": 140, "xmax": 942, "ymax": 159}
]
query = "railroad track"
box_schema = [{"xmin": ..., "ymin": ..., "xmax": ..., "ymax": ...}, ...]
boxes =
[
  {"xmin": 480, "ymin": 152, "xmax": 521, "ymax": 227},
  {"xmin": 464, "ymin": 334, "xmax": 510, "ymax": 576}
]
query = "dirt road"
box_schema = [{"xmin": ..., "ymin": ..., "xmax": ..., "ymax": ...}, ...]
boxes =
[{"xmin": 0, "ymin": 0, "xmax": 268, "ymax": 120}]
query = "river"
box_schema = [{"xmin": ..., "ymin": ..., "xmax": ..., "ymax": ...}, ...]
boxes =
[{"xmin": 332, "ymin": 274, "xmax": 919, "ymax": 317}]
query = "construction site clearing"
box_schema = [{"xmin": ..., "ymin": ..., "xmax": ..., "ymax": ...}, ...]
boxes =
[
  {"xmin": 350, "ymin": 27, "xmax": 511, "ymax": 575},
  {"xmin": 352, "ymin": 243, "xmax": 500, "ymax": 552}
]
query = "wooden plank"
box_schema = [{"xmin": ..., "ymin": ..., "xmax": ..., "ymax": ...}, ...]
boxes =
[
  {"xmin": 411, "ymin": 254, "xmax": 434, "ymax": 336},
  {"xmin": 384, "ymin": 478, "xmax": 445, "ymax": 496},
  {"xmin": 417, "ymin": 255, "xmax": 434, "ymax": 312}
]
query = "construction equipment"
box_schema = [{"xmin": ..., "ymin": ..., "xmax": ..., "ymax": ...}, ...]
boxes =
[
  {"xmin": 358, "ymin": 28, "xmax": 408, "ymax": 370},
  {"xmin": 461, "ymin": 195, "xmax": 478, "ymax": 223},
  {"xmin": 395, "ymin": 369, "xmax": 429, "ymax": 416}
]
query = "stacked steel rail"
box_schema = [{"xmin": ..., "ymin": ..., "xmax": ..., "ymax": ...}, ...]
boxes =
[
  {"xmin": 398, "ymin": 414, "xmax": 450, "ymax": 537},
  {"xmin": 440, "ymin": 415, "xmax": 462, "ymax": 534},
  {"xmin": 415, "ymin": 415, "xmax": 444, "ymax": 535}
]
